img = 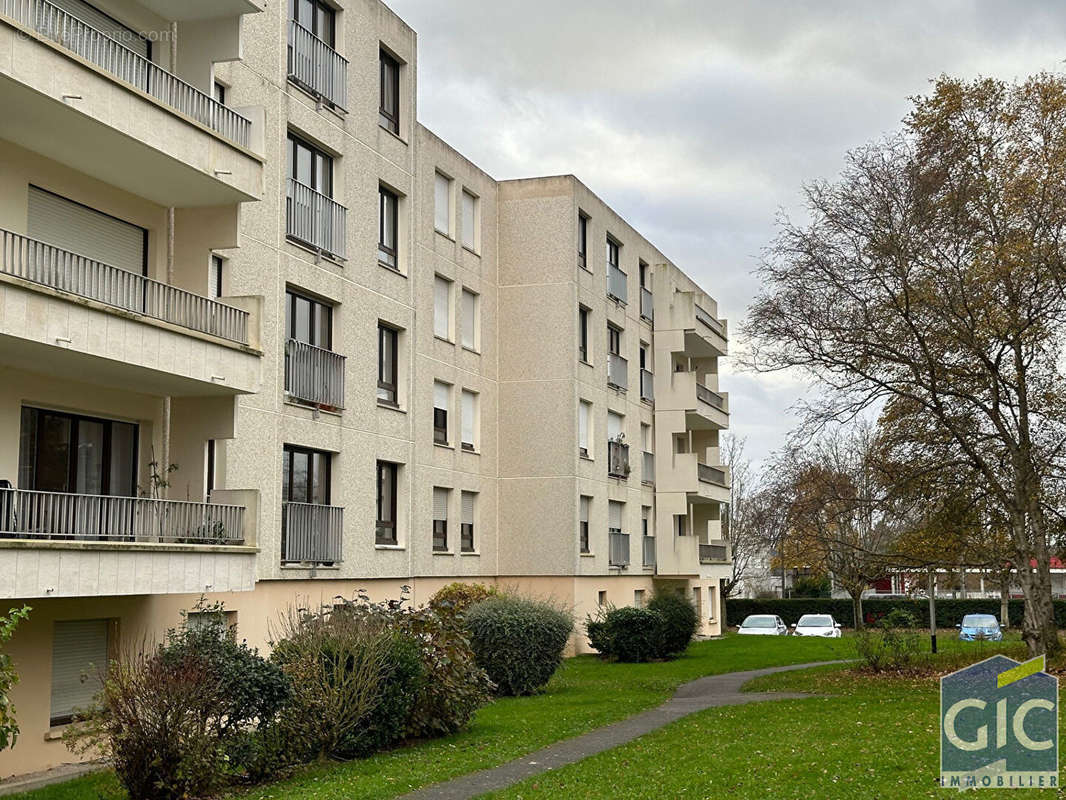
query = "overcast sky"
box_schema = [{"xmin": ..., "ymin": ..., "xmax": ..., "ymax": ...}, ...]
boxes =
[{"xmin": 388, "ymin": 0, "xmax": 1066, "ymax": 468}]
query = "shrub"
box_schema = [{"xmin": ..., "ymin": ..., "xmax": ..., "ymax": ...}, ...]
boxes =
[
  {"xmin": 0, "ymin": 606, "xmax": 30, "ymax": 751},
  {"xmin": 647, "ymin": 591, "xmax": 699, "ymax": 656},
  {"xmin": 465, "ymin": 595, "xmax": 573, "ymax": 696},
  {"xmin": 855, "ymin": 608, "xmax": 922, "ymax": 672},
  {"xmin": 792, "ymin": 575, "xmax": 832, "ymax": 597},
  {"xmin": 428, "ymin": 582, "xmax": 499, "ymax": 619},
  {"xmin": 586, "ymin": 604, "xmax": 667, "ymax": 662}
]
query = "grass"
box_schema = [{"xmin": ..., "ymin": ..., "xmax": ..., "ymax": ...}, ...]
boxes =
[
  {"xmin": 481, "ymin": 639, "xmax": 1059, "ymax": 800},
  {"xmin": 7, "ymin": 635, "xmax": 854, "ymax": 800}
]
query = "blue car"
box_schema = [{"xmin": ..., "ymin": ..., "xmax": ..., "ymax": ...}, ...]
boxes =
[{"xmin": 957, "ymin": 614, "xmax": 1003, "ymax": 642}]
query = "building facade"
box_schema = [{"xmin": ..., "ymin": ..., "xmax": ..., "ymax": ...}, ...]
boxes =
[{"xmin": 0, "ymin": 0, "xmax": 731, "ymax": 776}]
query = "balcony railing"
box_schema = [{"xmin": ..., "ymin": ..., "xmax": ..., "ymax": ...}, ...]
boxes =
[
  {"xmin": 0, "ymin": 488, "xmax": 244, "ymax": 544},
  {"xmin": 607, "ymin": 352, "xmax": 628, "ymax": 390},
  {"xmin": 2, "ymin": 0, "xmax": 251, "ymax": 147},
  {"xmin": 642, "ymin": 450, "xmax": 654, "ymax": 484},
  {"xmin": 607, "ymin": 262, "xmax": 627, "ymax": 303},
  {"xmin": 285, "ymin": 338, "xmax": 346, "ymax": 409},
  {"xmin": 609, "ymin": 531, "xmax": 630, "ymax": 567},
  {"xmin": 695, "ymin": 382, "xmax": 725, "ymax": 410},
  {"xmin": 0, "ymin": 228, "xmax": 249, "ymax": 344},
  {"xmin": 640, "ymin": 368, "xmax": 654, "ymax": 402},
  {"xmin": 695, "ymin": 303, "xmax": 725, "ymax": 336},
  {"xmin": 287, "ymin": 20, "xmax": 348, "ymax": 110},
  {"xmin": 698, "ymin": 463, "xmax": 728, "ymax": 487},
  {"xmin": 287, "ymin": 179, "xmax": 347, "ymax": 260},
  {"xmin": 642, "ymin": 535, "xmax": 656, "ymax": 567},
  {"xmin": 607, "ymin": 440, "xmax": 630, "ymax": 479},
  {"xmin": 699, "ymin": 542, "xmax": 729, "ymax": 563},
  {"xmin": 281, "ymin": 501, "xmax": 342, "ymax": 564},
  {"xmin": 640, "ymin": 287, "xmax": 653, "ymax": 321}
]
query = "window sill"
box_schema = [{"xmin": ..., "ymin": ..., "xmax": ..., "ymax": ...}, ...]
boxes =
[
  {"xmin": 434, "ymin": 335, "xmax": 455, "ymax": 345},
  {"xmin": 375, "ymin": 543, "xmax": 405, "ymax": 551},
  {"xmin": 578, "ymin": 264, "xmax": 592, "ymax": 275},
  {"xmin": 378, "ymin": 260, "xmax": 407, "ymax": 277},
  {"xmin": 288, "ymin": 79, "xmax": 346, "ymax": 119},
  {"xmin": 580, "ymin": 552, "xmax": 595, "ymax": 558},
  {"xmin": 432, "ymin": 549, "xmax": 454, "ymax": 556},
  {"xmin": 461, "ymin": 345, "xmax": 481, "ymax": 356},
  {"xmin": 579, "ymin": 454, "xmax": 595, "ymax": 462},
  {"xmin": 578, "ymin": 358, "xmax": 593, "ymax": 367},
  {"xmin": 460, "ymin": 445, "xmax": 480, "ymax": 455},
  {"xmin": 460, "ymin": 550, "xmax": 480, "ymax": 556},
  {"xmin": 378, "ymin": 124, "xmax": 408, "ymax": 146},
  {"xmin": 285, "ymin": 235, "xmax": 345, "ymax": 266},
  {"xmin": 281, "ymin": 563, "xmax": 340, "ymax": 572},
  {"xmin": 434, "ymin": 442, "xmax": 454, "ymax": 451},
  {"xmin": 284, "ymin": 398, "xmax": 342, "ymax": 417},
  {"xmin": 435, "ymin": 229, "xmax": 456, "ymax": 242},
  {"xmin": 377, "ymin": 400, "xmax": 406, "ymax": 413},
  {"xmin": 461, "ymin": 244, "xmax": 481, "ymax": 257},
  {"xmin": 45, "ymin": 724, "xmax": 72, "ymax": 741}
]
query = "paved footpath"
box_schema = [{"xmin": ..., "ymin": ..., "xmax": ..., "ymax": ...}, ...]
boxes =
[{"xmin": 399, "ymin": 660, "xmax": 841, "ymax": 800}]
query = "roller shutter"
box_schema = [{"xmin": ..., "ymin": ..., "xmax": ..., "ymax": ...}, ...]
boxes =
[{"xmin": 50, "ymin": 619, "xmax": 109, "ymax": 725}]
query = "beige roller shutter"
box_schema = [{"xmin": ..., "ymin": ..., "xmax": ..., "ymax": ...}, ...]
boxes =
[
  {"xmin": 50, "ymin": 619, "xmax": 109, "ymax": 724},
  {"xmin": 28, "ymin": 187, "xmax": 146, "ymax": 275},
  {"xmin": 433, "ymin": 486, "xmax": 449, "ymax": 522}
]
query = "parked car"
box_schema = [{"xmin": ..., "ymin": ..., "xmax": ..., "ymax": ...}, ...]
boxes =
[
  {"xmin": 737, "ymin": 614, "xmax": 789, "ymax": 636},
  {"xmin": 791, "ymin": 614, "xmax": 842, "ymax": 638},
  {"xmin": 957, "ymin": 614, "xmax": 1003, "ymax": 642}
]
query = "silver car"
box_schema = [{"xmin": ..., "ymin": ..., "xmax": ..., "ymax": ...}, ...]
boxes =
[
  {"xmin": 791, "ymin": 614, "xmax": 842, "ymax": 638},
  {"xmin": 737, "ymin": 614, "xmax": 789, "ymax": 635}
]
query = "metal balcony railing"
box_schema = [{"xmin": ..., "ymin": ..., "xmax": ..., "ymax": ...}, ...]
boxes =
[
  {"xmin": 642, "ymin": 451, "xmax": 654, "ymax": 484},
  {"xmin": 0, "ymin": 228, "xmax": 249, "ymax": 344},
  {"xmin": 0, "ymin": 488, "xmax": 244, "ymax": 544},
  {"xmin": 695, "ymin": 303, "xmax": 725, "ymax": 336},
  {"xmin": 700, "ymin": 542, "xmax": 729, "ymax": 562},
  {"xmin": 640, "ymin": 287, "xmax": 653, "ymax": 321},
  {"xmin": 281, "ymin": 501, "xmax": 342, "ymax": 564},
  {"xmin": 607, "ymin": 262, "xmax": 627, "ymax": 303},
  {"xmin": 640, "ymin": 368, "xmax": 654, "ymax": 402},
  {"xmin": 695, "ymin": 382, "xmax": 725, "ymax": 410},
  {"xmin": 607, "ymin": 352, "xmax": 628, "ymax": 390},
  {"xmin": 2, "ymin": 0, "xmax": 251, "ymax": 147},
  {"xmin": 607, "ymin": 440, "xmax": 630, "ymax": 479},
  {"xmin": 287, "ymin": 179, "xmax": 347, "ymax": 260},
  {"xmin": 698, "ymin": 463, "xmax": 728, "ymax": 487},
  {"xmin": 287, "ymin": 20, "xmax": 348, "ymax": 110},
  {"xmin": 285, "ymin": 338, "xmax": 346, "ymax": 409},
  {"xmin": 642, "ymin": 534, "xmax": 656, "ymax": 567},
  {"xmin": 609, "ymin": 531, "xmax": 630, "ymax": 567}
]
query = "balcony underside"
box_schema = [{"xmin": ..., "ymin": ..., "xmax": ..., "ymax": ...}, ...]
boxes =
[
  {"xmin": 685, "ymin": 406, "xmax": 728, "ymax": 431},
  {"xmin": 684, "ymin": 327, "xmax": 727, "ymax": 358},
  {"xmin": 137, "ymin": 0, "xmax": 265, "ymax": 20},
  {"xmin": 689, "ymin": 481, "xmax": 730, "ymax": 505},
  {"xmin": 0, "ymin": 33, "xmax": 260, "ymax": 206}
]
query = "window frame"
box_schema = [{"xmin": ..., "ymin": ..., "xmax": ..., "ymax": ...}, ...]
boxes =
[
  {"xmin": 281, "ymin": 443, "xmax": 332, "ymax": 506},
  {"xmin": 577, "ymin": 212, "xmax": 589, "ymax": 271},
  {"xmin": 433, "ymin": 381, "xmax": 450, "ymax": 445},
  {"xmin": 287, "ymin": 132, "xmax": 333, "ymax": 197},
  {"xmin": 376, "ymin": 460, "xmax": 398, "ymax": 545},
  {"xmin": 578, "ymin": 305, "xmax": 590, "ymax": 363},
  {"xmin": 460, "ymin": 389, "xmax": 477, "ymax": 452},
  {"xmin": 460, "ymin": 287, "xmax": 479, "ymax": 351},
  {"xmin": 607, "ymin": 323, "xmax": 622, "ymax": 357},
  {"xmin": 377, "ymin": 323, "xmax": 399, "ymax": 406},
  {"xmin": 434, "ymin": 171, "xmax": 453, "ymax": 236},
  {"xmin": 460, "ymin": 188, "xmax": 478, "ymax": 251},
  {"xmin": 379, "ymin": 48, "xmax": 400, "ymax": 135},
  {"xmin": 460, "ymin": 490, "xmax": 476, "ymax": 553},
  {"xmin": 285, "ymin": 289, "xmax": 333, "ymax": 350},
  {"xmin": 432, "ymin": 486, "xmax": 449, "ymax": 552},
  {"xmin": 579, "ymin": 495, "xmax": 591, "ymax": 554},
  {"xmin": 378, "ymin": 184, "xmax": 399, "ymax": 270}
]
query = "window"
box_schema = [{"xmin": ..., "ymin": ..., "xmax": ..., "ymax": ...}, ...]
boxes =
[
  {"xmin": 692, "ymin": 587, "xmax": 702, "ymax": 619},
  {"xmin": 461, "ymin": 189, "xmax": 478, "ymax": 250},
  {"xmin": 598, "ymin": 590, "xmax": 607, "ymax": 605},
  {"xmin": 634, "ymin": 589, "xmax": 646, "ymax": 607},
  {"xmin": 607, "ymin": 324, "xmax": 621, "ymax": 356},
  {"xmin": 51, "ymin": 619, "xmax": 109, "ymax": 726},
  {"xmin": 641, "ymin": 505, "xmax": 651, "ymax": 537},
  {"xmin": 432, "ymin": 486, "xmax": 449, "ymax": 552},
  {"xmin": 607, "ymin": 410, "xmax": 623, "ymax": 441},
  {"xmin": 212, "ymin": 80, "xmax": 226, "ymax": 105},
  {"xmin": 287, "ymin": 132, "xmax": 333, "ymax": 196},
  {"xmin": 433, "ymin": 381, "xmax": 450, "ymax": 445},
  {"xmin": 286, "ymin": 289, "xmax": 332, "ymax": 349},
  {"xmin": 608, "ymin": 500, "xmax": 623, "ymax": 536},
  {"xmin": 206, "ymin": 439, "xmax": 216, "ymax": 502},
  {"xmin": 579, "ymin": 495, "xmax": 591, "ymax": 553},
  {"xmin": 379, "ymin": 48, "xmax": 400, "ymax": 134},
  {"xmin": 378, "ymin": 185, "xmax": 398, "ymax": 269},
  {"xmin": 376, "ymin": 461, "xmax": 398, "ymax": 545},
  {"xmin": 461, "ymin": 491, "xmax": 476, "ymax": 552},
  {"xmin": 461, "ymin": 390, "xmax": 477, "ymax": 451},
  {"xmin": 639, "ymin": 260, "xmax": 648, "ymax": 288},
  {"xmin": 434, "ymin": 275, "xmax": 452, "ymax": 340},
  {"xmin": 377, "ymin": 323, "xmax": 399, "ymax": 405},
  {"xmin": 707, "ymin": 585, "xmax": 715, "ymax": 620},
  {"xmin": 292, "ymin": 0, "xmax": 335, "ymax": 46},
  {"xmin": 607, "ymin": 236, "xmax": 619, "ymax": 270},
  {"xmin": 461, "ymin": 288, "xmax": 479, "ymax": 350},
  {"xmin": 578, "ymin": 306, "xmax": 590, "ymax": 363},
  {"xmin": 578, "ymin": 400, "xmax": 591, "ymax": 458},
  {"xmin": 641, "ymin": 423, "xmax": 651, "ymax": 452},
  {"xmin": 209, "ymin": 254, "xmax": 223, "ymax": 299},
  {"xmin": 676, "ymin": 514, "xmax": 687, "ymax": 537},
  {"xmin": 282, "ymin": 444, "xmax": 331, "ymax": 505},
  {"xmin": 639, "ymin": 343, "xmax": 649, "ymax": 371},
  {"xmin": 577, "ymin": 212, "xmax": 588, "ymax": 270},
  {"xmin": 434, "ymin": 172, "xmax": 452, "ymax": 235}
]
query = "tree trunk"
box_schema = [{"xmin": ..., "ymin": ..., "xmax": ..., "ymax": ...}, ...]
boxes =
[
  {"xmin": 850, "ymin": 591, "xmax": 864, "ymax": 630},
  {"xmin": 1017, "ymin": 560, "xmax": 1059, "ymax": 657},
  {"xmin": 999, "ymin": 574, "xmax": 1010, "ymax": 630}
]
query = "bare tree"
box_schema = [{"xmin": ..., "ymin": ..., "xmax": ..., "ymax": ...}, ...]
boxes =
[{"xmin": 720, "ymin": 435, "xmax": 758, "ymax": 598}]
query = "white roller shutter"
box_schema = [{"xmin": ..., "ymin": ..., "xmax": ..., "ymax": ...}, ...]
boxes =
[
  {"xmin": 580, "ymin": 495, "xmax": 590, "ymax": 524},
  {"xmin": 461, "ymin": 491, "xmax": 475, "ymax": 525},
  {"xmin": 434, "ymin": 381, "xmax": 450, "ymax": 413},
  {"xmin": 434, "ymin": 172, "xmax": 451, "ymax": 233},
  {"xmin": 434, "ymin": 276, "xmax": 450, "ymax": 339},
  {"xmin": 607, "ymin": 411, "xmax": 623, "ymax": 440},
  {"xmin": 461, "ymin": 390, "xmax": 476, "ymax": 447},
  {"xmin": 608, "ymin": 500, "xmax": 623, "ymax": 531},
  {"xmin": 41, "ymin": 0, "xmax": 149, "ymax": 59},
  {"xmin": 28, "ymin": 187, "xmax": 145, "ymax": 275},
  {"xmin": 50, "ymin": 619, "xmax": 108, "ymax": 724},
  {"xmin": 461, "ymin": 289, "xmax": 477, "ymax": 349},
  {"xmin": 433, "ymin": 487, "xmax": 449, "ymax": 521},
  {"xmin": 578, "ymin": 401, "xmax": 590, "ymax": 452}
]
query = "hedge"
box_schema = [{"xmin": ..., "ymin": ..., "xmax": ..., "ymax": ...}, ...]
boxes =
[{"xmin": 724, "ymin": 598, "xmax": 1048, "ymax": 629}]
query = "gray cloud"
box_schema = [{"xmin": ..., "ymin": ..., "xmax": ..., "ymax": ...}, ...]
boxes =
[{"xmin": 389, "ymin": 0, "xmax": 1066, "ymax": 464}]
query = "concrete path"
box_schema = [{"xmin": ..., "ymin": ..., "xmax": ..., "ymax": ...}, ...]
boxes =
[{"xmin": 399, "ymin": 660, "xmax": 840, "ymax": 800}]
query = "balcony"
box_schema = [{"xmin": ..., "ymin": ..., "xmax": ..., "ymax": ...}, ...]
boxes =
[
  {"xmin": 288, "ymin": 20, "xmax": 348, "ymax": 110},
  {"xmin": 642, "ymin": 534, "xmax": 656, "ymax": 568},
  {"xmin": 285, "ymin": 339, "xmax": 346, "ymax": 409},
  {"xmin": 658, "ymin": 371, "xmax": 729, "ymax": 430},
  {"xmin": 609, "ymin": 531, "xmax": 630, "ymax": 567},
  {"xmin": 607, "ymin": 352, "xmax": 628, "ymax": 390},
  {"xmin": 642, "ymin": 450, "xmax": 654, "ymax": 484},
  {"xmin": 607, "ymin": 262, "xmax": 627, "ymax": 304},
  {"xmin": 281, "ymin": 501, "xmax": 342, "ymax": 565},
  {"xmin": 640, "ymin": 368, "xmax": 654, "ymax": 402},
  {"xmin": 287, "ymin": 179, "xmax": 347, "ymax": 260},
  {"xmin": 699, "ymin": 541, "xmax": 730, "ymax": 564},
  {"xmin": 0, "ymin": 0, "xmax": 262, "ymax": 207},
  {"xmin": 657, "ymin": 453, "xmax": 730, "ymax": 504},
  {"xmin": 640, "ymin": 287, "xmax": 653, "ymax": 321},
  {"xmin": 607, "ymin": 440, "xmax": 630, "ymax": 479},
  {"xmin": 0, "ymin": 488, "xmax": 257, "ymax": 597},
  {"xmin": 698, "ymin": 463, "xmax": 728, "ymax": 487}
]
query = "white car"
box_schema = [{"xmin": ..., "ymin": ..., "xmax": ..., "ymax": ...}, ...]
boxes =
[
  {"xmin": 737, "ymin": 614, "xmax": 789, "ymax": 636},
  {"xmin": 791, "ymin": 614, "xmax": 842, "ymax": 638}
]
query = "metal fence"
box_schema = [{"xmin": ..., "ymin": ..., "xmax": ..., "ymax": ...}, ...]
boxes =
[
  {"xmin": 281, "ymin": 502, "xmax": 343, "ymax": 564},
  {"xmin": 642, "ymin": 535, "xmax": 656, "ymax": 567},
  {"xmin": 640, "ymin": 368, "xmax": 654, "ymax": 402},
  {"xmin": 0, "ymin": 228, "xmax": 249, "ymax": 344},
  {"xmin": 642, "ymin": 450, "xmax": 654, "ymax": 484},
  {"xmin": 607, "ymin": 262, "xmax": 628, "ymax": 303},
  {"xmin": 3, "ymin": 0, "xmax": 251, "ymax": 147},
  {"xmin": 285, "ymin": 338, "xmax": 346, "ymax": 408},
  {"xmin": 695, "ymin": 382, "xmax": 725, "ymax": 410},
  {"xmin": 698, "ymin": 463, "xmax": 728, "ymax": 486},
  {"xmin": 700, "ymin": 542, "xmax": 729, "ymax": 562},
  {"xmin": 640, "ymin": 287, "xmax": 653, "ymax": 320},
  {"xmin": 288, "ymin": 20, "xmax": 348, "ymax": 110},
  {"xmin": 695, "ymin": 303, "xmax": 725, "ymax": 336},
  {"xmin": 608, "ymin": 440, "xmax": 630, "ymax": 479},
  {"xmin": 607, "ymin": 352, "xmax": 628, "ymax": 390},
  {"xmin": 0, "ymin": 488, "xmax": 244, "ymax": 543},
  {"xmin": 286, "ymin": 179, "xmax": 347, "ymax": 259},
  {"xmin": 609, "ymin": 531, "xmax": 630, "ymax": 567}
]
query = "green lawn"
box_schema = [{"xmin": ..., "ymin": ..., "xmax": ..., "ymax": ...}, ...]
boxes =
[
  {"xmin": 8, "ymin": 635, "xmax": 854, "ymax": 800},
  {"xmin": 481, "ymin": 643, "xmax": 1058, "ymax": 800}
]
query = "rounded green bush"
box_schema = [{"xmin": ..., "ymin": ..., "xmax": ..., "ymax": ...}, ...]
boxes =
[
  {"xmin": 647, "ymin": 591, "xmax": 699, "ymax": 656},
  {"xmin": 465, "ymin": 595, "xmax": 573, "ymax": 696},
  {"xmin": 586, "ymin": 605, "xmax": 667, "ymax": 662}
]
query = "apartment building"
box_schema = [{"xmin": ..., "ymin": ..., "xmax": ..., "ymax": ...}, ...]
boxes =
[{"xmin": 0, "ymin": 0, "xmax": 731, "ymax": 777}]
